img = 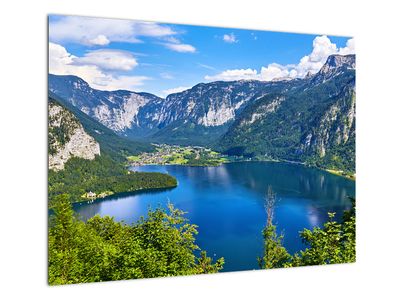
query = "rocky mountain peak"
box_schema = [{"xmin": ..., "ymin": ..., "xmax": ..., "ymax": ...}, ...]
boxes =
[
  {"xmin": 304, "ymin": 71, "xmax": 314, "ymax": 79},
  {"xmin": 310, "ymin": 54, "xmax": 355, "ymax": 85},
  {"xmin": 319, "ymin": 54, "xmax": 355, "ymax": 74}
]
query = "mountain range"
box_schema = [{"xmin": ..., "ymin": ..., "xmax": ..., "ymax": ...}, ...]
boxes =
[{"xmin": 49, "ymin": 54, "xmax": 355, "ymax": 172}]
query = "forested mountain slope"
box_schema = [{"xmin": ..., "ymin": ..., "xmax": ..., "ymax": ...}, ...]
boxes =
[{"xmin": 217, "ymin": 54, "xmax": 355, "ymax": 172}]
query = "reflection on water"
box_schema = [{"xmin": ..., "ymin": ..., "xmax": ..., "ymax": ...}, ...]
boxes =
[
  {"xmin": 73, "ymin": 188, "xmax": 174, "ymax": 223},
  {"xmin": 73, "ymin": 162, "xmax": 355, "ymax": 272}
]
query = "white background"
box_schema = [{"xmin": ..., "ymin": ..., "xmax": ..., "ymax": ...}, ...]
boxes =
[{"xmin": 1, "ymin": 0, "xmax": 399, "ymax": 298}]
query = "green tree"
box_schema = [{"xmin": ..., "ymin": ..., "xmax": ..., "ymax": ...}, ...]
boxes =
[
  {"xmin": 258, "ymin": 188, "xmax": 356, "ymax": 269},
  {"xmin": 288, "ymin": 198, "xmax": 356, "ymax": 267},
  {"xmin": 197, "ymin": 251, "xmax": 225, "ymax": 274},
  {"xmin": 48, "ymin": 194, "xmax": 83, "ymax": 284},
  {"xmin": 48, "ymin": 196, "xmax": 224, "ymax": 285},
  {"xmin": 258, "ymin": 186, "xmax": 291, "ymax": 269}
]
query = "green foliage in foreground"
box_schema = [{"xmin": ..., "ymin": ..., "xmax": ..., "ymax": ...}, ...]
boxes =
[
  {"xmin": 48, "ymin": 155, "xmax": 177, "ymax": 207},
  {"xmin": 258, "ymin": 224, "xmax": 292, "ymax": 269},
  {"xmin": 260, "ymin": 189, "xmax": 355, "ymax": 269},
  {"xmin": 289, "ymin": 198, "xmax": 356, "ymax": 266},
  {"xmin": 48, "ymin": 195, "xmax": 224, "ymax": 285},
  {"xmin": 258, "ymin": 187, "xmax": 292, "ymax": 269}
]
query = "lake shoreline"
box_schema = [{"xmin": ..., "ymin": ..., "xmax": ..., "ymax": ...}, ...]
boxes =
[
  {"xmin": 71, "ymin": 161, "xmax": 355, "ymax": 272},
  {"xmin": 129, "ymin": 156, "xmax": 355, "ymax": 182},
  {"xmin": 68, "ymin": 160, "xmax": 355, "ymax": 210},
  {"xmin": 74, "ymin": 185, "xmax": 178, "ymax": 207},
  {"xmin": 324, "ymin": 169, "xmax": 356, "ymax": 181},
  {"xmin": 49, "ymin": 185, "xmax": 179, "ymax": 212}
]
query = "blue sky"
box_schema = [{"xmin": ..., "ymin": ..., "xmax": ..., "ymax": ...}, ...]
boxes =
[{"xmin": 49, "ymin": 15, "xmax": 354, "ymax": 97}]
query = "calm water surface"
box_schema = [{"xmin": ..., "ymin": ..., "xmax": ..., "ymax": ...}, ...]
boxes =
[{"xmin": 72, "ymin": 162, "xmax": 355, "ymax": 272}]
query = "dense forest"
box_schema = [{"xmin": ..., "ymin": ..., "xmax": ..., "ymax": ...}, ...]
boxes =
[{"xmin": 48, "ymin": 154, "xmax": 177, "ymax": 207}]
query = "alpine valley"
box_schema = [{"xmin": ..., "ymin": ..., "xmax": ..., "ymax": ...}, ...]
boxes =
[
  {"xmin": 47, "ymin": 16, "xmax": 357, "ymax": 285},
  {"xmin": 49, "ymin": 54, "xmax": 355, "ymax": 174}
]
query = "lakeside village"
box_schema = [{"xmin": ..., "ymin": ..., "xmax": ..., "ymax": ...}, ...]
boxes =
[
  {"xmin": 127, "ymin": 144, "xmax": 230, "ymax": 167},
  {"xmin": 127, "ymin": 143, "xmax": 356, "ymax": 179},
  {"xmin": 81, "ymin": 144, "xmax": 355, "ymax": 200}
]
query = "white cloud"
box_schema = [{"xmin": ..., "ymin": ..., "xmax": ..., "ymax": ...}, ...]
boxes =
[
  {"xmin": 49, "ymin": 16, "xmax": 176, "ymax": 45},
  {"xmin": 205, "ymin": 69, "xmax": 257, "ymax": 81},
  {"xmin": 88, "ymin": 35, "xmax": 110, "ymax": 46},
  {"xmin": 205, "ymin": 35, "xmax": 355, "ymax": 82},
  {"xmin": 134, "ymin": 22, "xmax": 177, "ymax": 37},
  {"xmin": 163, "ymin": 43, "xmax": 196, "ymax": 53},
  {"xmin": 295, "ymin": 35, "xmax": 339, "ymax": 77},
  {"xmin": 163, "ymin": 36, "xmax": 181, "ymax": 44},
  {"xmin": 49, "ymin": 42, "xmax": 149, "ymax": 91},
  {"xmin": 49, "ymin": 42, "xmax": 75, "ymax": 72},
  {"xmin": 161, "ymin": 86, "xmax": 191, "ymax": 96},
  {"xmin": 339, "ymin": 38, "xmax": 355, "ymax": 55},
  {"xmin": 223, "ymin": 33, "xmax": 238, "ymax": 43},
  {"xmin": 160, "ymin": 35, "xmax": 197, "ymax": 53},
  {"xmin": 49, "ymin": 15, "xmax": 197, "ymax": 55},
  {"xmin": 260, "ymin": 63, "xmax": 292, "ymax": 81},
  {"xmin": 72, "ymin": 49, "xmax": 138, "ymax": 71}
]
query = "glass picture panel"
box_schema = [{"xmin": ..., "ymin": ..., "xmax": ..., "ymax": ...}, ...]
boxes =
[{"xmin": 48, "ymin": 14, "xmax": 355, "ymax": 285}]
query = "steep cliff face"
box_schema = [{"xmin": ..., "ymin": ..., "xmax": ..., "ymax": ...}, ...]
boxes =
[
  {"xmin": 301, "ymin": 89, "xmax": 355, "ymax": 157},
  {"xmin": 49, "ymin": 100, "xmax": 100, "ymax": 171},
  {"xmin": 158, "ymin": 81, "xmax": 271, "ymax": 127},
  {"xmin": 48, "ymin": 75, "xmax": 164, "ymax": 136},
  {"xmin": 147, "ymin": 80, "xmax": 284, "ymax": 145},
  {"xmin": 217, "ymin": 54, "xmax": 356, "ymax": 171},
  {"xmin": 238, "ymin": 96, "xmax": 285, "ymax": 126},
  {"xmin": 48, "ymin": 75, "xmax": 300, "ymax": 143}
]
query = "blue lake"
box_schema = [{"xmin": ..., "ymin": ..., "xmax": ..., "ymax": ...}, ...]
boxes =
[{"xmin": 72, "ymin": 162, "xmax": 355, "ymax": 272}]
